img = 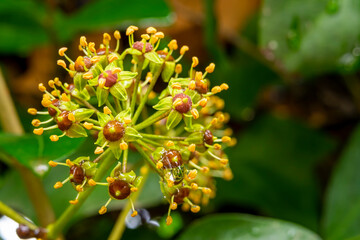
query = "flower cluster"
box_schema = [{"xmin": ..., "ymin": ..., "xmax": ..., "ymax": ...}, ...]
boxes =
[{"xmin": 28, "ymin": 26, "xmax": 234, "ymax": 227}]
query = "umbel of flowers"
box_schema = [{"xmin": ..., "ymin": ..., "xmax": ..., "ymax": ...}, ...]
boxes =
[{"xmin": 28, "ymin": 25, "xmax": 235, "ymax": 233}]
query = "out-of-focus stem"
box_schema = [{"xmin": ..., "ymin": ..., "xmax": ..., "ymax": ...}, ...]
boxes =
[{"xmin": 0, "ymin": 201, "xmax": 38, "ymax": 230}]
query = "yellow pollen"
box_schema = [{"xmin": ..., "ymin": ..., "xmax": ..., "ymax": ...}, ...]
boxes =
[
  {"xmin": 221, "ymin": 136, "xmax": 231, "ymax": 143},
  {"xmin": 91, "ymin": 56, "xmax": 101, "ymax": 64},
  {"xmin": 83, "ymin": 72, "xmax": 94, "ymax": 79},
  {"xmin": 61, "ymin": 93, "xmax": 70, "ymax": 101},
  {"xmin": 120, "ymin": 142, "xmax": 128, "ymax": 150},
  {"xmin": 69, "ymin": 200, "xmax": 78, "ymax": 205},
  {"xmin": 171, "ymin": 202, "xmax": 178, "ymax": 210},
  {"xmin": 88, "ymin": 179, "xmax": 97, "ymax": 186},
  {"xmin": 98, "ymin": 77, "xmax": 106, "ymax": 88},
  {"xmin": 188, "ymin": 144, "xmax": 196, "ymax": 152},
  {"xmin": 83, "ymin": 122, "xmax": 94, "ymax": 130},
  {"xmin": 166, "ymin": 141, "xmax": 174, "ymax": 147},
  {"xmin": 54, "ymin": 182, "xmax": 63, "ymax": 189},
  {"xmin": 168, "ymin": 39, "xmax": 178, "ymax": 50},
  {"xmin": 167, "ymin": 180, "xmax": 174, "ymax": 188},
  {"xmin": 103, "ymin": 106, "xmax": 112, "ymax": 115},
  {"xmin": 188, "ymin": 80, "xmax": 196, "ymax": 90},
  {"xmin": 103, "ymin": 33, "xmax": 111, "ymax": 45},
  {"xmin": 58, "ymin": 47, "xmax": 68, "ymax": 56},
  {"xmin": 66, "ymin": 159, "xmax": 74, "ymax": 166},
  {"xmin": 50, "ymin": 135, "xmax": 59, "ymax": 142},
  {"xmin": 124, "ymin": 118, "xmax": 132, "ymax": 124},
  {"xmin": 111, "ymin": 68, "xmax": 121, "ymax": 74},
  {"xmin": 99, "ymin": 206, "xmax": 107, "ymax": 215},
  {"xmin": 68, "ymin": 112, "xmax": 75, "ymax": 122},
  {"xmin": 188, "ymin": 170, "xmax": 197, "ymax": 179},
  {"xmin": 89, "ymin": 42, "xmax": 96, "ymax": 53},
  {"xmin": 220, "ymin": 159, "xmax": 229, "ymax": 165},
  {"xmin": 199, "ymin": 98, "xmax": 208, "ymax": 107},
  {"xmin": 175, "ymin": 64, "xmax": 182, "ymax": 74},
  {"xmin": 154, "ymin": 31, "xmax": 164, "ymax": 39},
  {"xmin": 202, "ymin": 188, "xmax": 212, "ymax": 194},
  {"xmin": 80, "ymin": 36, "xmax": 87, "ymax": 47},
  {"xmin": 191, "ymin": 109, "xmax": 199, "ymax": 119},
  {"xmin": 131, "ymin": 210, "xmax": 138, "ymax": 217},
  {"xmin": 54, "ymin": 77, "xmax": 61, "ymax": 86},
  {"xmin": 141, "ymin": 34, "xmax": 150, "ymax": 40},
  {"xmin": 191, "ymin": 183, "xmax": 198, "ymax": 190},
  {"xmin": 57, "ymin": 60, "xmax": 67, "ymax": 69},
  {"xmin": 156, "ymin": 161, "xmax": 163, "ymax": 169},
  {"xmin": 33, "ymin": 128, "xmax": 44, "ymax": 136},
  {"xmin": 211, "ymin": 86, "xmax": 222, "ymax": 94},
  {"xmin": 205, "ymin": 63, "xmax": 215, "ymax": 73},
  {"xmin": 38, "ymin": 83, "xmax": 46, "ymax": 92},
  {"xmin": 31, "ymin": 119, "xmax": 41, "ymax": 127},
  {"xmin": 146, "ymin": 27, "xmax": 157, "ymax": 34},
  {"xmin": 171, "ymin": 83, "xmax": 181, "ymax": 90},
  {"xmin": 192, "ymin": 57, "xmax": 199, "ymax": 68},
  {"xmin": 48, "ymin": 161, "xmax": 58, "ymax": 167},
  {"xmin": 108, "ymin": 54, "xmax": 119, "ymax": 63},
  {"xmin": 106, "ymin": 177, "xmax": 115, "ymax": 183},
  {"xmin": 76, "ymin": 185, "xmax": 83, "ymax": 192},
  {"xmin": 210, "ymin": 118, "xmax": 218, "ymax": 126},
  {"xmin": 220, "ymin": 83, "xmax": 229, "ymax": 90},
  {"xmin": 195, "ymin": 71, "xmax": 202, "ymax": 81},
  {"xmin": 95, "ymin": 147, "xmax": 104, "ymax": 155},
  {"xmin": 180, "ymin": 45, "xmax": 189, "ymax": 55},
  {"xmin": 166, "ymin": 216, "xmax": 173, "ymax": 225},
  {"xmin": 191, "ymin": 205, "xmax": 200, "ymax": 213},
  {"xmin": 214, "ymin": 144, "xmax": 222, "ymax": 150},
  {"xmin": 131, "ymin": 187, "xmax": 138, "ymax": 192},
  {"xmin": 28, "ymin": 108, "xmax": 37, "ymax": 115}
]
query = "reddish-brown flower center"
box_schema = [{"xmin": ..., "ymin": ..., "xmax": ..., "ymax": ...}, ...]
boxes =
[
  {"xmin": 48, "ymin": 99, "xmax": 60, "ymax": 117},
  {"xmin": 172, "ymin": 93, "xmax": 192, "ymax": 113},
  {"xmin": 108, "ymin": 179, "xmax": 131, "ymax": 200},
  {"xmin": 162, "ymin": 149, "xmax": 183, "ymax": 168},
  {"xmin": 69, "ymin": 164, "xmax": 85, "ymax": 185},
  {"xmin": 74, "ymin": 56, "xmax": 93, "ymax": 72},
  {"xmin": 56, "ymin": 111, "xmax": 73, "ymax": 131},
  {"xmin": 203, "ymin": 130, "xmax": 214, "ymax": 145},
  {"xmin": 132, "ymin": 41, "xmax": 153, "ymax": 53},
  {"xmin": 173, "ymin": 188, "xmax": 190, "ymax": 204},
  {"xmin": 103, "ymin": 120, "xmax": 125, "ymax": 142},
  {"xmin": 98, "ymin": 70, "xmax": 118, "ymax": 88}
]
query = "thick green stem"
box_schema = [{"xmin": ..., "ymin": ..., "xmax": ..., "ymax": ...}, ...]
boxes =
[
  {"xmin": 134, "ymin": 110, "xmax": 170, "ymax": 131},
  {"xmin": 133, "ymin": 143, "xmax": 162, "ymax": 176},
  {"xmin": 107, "ymin": 165, "xmax": 150, "ymax": 240},
  {"xmin": 130, "ymin": 60, "xmax": 144, "ymax": 116},
  {"xmin": 47, "ymin": 150, "xmax": 115, "ymax": 239},
  {"xmin": 140, "ymin": 133, "xmax": 186, "ymax": 141},
  {"xmin": 122, "ymin": 149, "xmax": 128, "ymax": 173},
  {"xmin": 132, "ymin": 66, "xmax": 163, "ymax": 124},
  {"xmin": 0, "ymin": 201, "xmax": 38, "ymax": 230}
]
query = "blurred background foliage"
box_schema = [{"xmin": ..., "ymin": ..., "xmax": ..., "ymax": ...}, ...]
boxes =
[{"xmin": 0, "ymin": 0, "xmax": 360, "ymax": 239}]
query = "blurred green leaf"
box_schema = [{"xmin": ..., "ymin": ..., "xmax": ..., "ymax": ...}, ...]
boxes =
[
  {"xmin": 177, "ymin": 214, "xmax": 321, "ymax": 240},
  {"xmin": 322, "ymin": 124, "xmax": 360, "ymax": 240},
  {"xmin": 0, "ymin": 133, "xmax": 84, "ymax": 176},
  {"xmin": 56, "ymin": 0, "xmax": 172, "ymax": 42},
  {"xmin": 260, "ymin": 0, "xmax": 360, "ymax": 76},
  {"xmin": 215, "ymin": 114, "xmax": 336, "ymax": 230},
  {"xmin": 157, "ymin": 212, "xmax": 183, "ymax": 239}
]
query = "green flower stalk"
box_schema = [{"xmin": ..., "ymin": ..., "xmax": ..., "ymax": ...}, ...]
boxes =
[{"xmin": 26, "ymin": 25, "xmax": 235, "ymax": 239}]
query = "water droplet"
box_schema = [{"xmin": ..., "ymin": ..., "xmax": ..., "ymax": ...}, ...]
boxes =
[
  {"xmin": 268, "ymin": 40, "xmax": 278, "ymax": 50},
  {"xmin": 352, "ymin": 47, "xmax": 360, "ymax": 57},
  {"xmin": 338, "ymin": 53, "xmax": 356, "ymax": 72},
  {"xmin": 33, "ymin": 163, "xmax": 49, "ymax": 176}
]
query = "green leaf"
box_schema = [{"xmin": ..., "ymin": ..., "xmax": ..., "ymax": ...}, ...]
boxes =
[
  {"xmin": 110, "ymin": 82, "xmax": 128, "ymax": 101},
  {"xmin": 96, "ymin": 112, "xmax": 112, "ymax": 127},
  {"xmin": 125, "ymin": 127, "xmax": 142, "ymax": 142},
  {"xmin": 153, "ymin": 96, "xmax": 172, "ymax": 110},
  {"xmin": 109, "ymin": 142, "xmax": 122, "ymax": 159},
  {"xmin": 95, "ymin": 131, "xmax": 106, "ymax": 146},
  {"xmin": 66, "ymin": 124, "xmax": 87, "ymax": 138},
  {"xmin": 115, "ymin": 108, "xmax": 131, "ymax": 121},
  {"xmin": 161, "ymin": 61, "xmax": 175, "ymax": 82},
  {"xmin": 323, "ymin": 124, "xmax": 360, "ymax": 240},
  {"xmin": 56, "ymin": 0, "xmax": 171, "ymax": 42},
  {"xmin": 144, "ymin": 52, "xmax": 164, "ymax": 65},
  {"xmin": 166, "ymin": 110, "xmax": 182, "ymax": 130},
  {"xmin": 74, "ymin": 108, "xmax": 95, "ymax": 122},
  {"xmin": 96, "ymin": 87, "xmax": 109, "ymax": 107},
  {"xmin": 177, "ymin": 214, "xmax": 321, "ymax": 240},
  {"xmin": 71, "ymin": 87, "xmax": 90, "ymax": 101},
  {"xmin": 259, "ymin": 0, "xmax": 360, "ymax": 76},
  {"xmin": 74, "ymin": 73, "xmax": 88, "ymax": 90},
  {"xmin": 215, "ymin": 114, "xmax": 336, "ymax": 230},
  {"xmin": 119, "ymin": 71, "xmax": 138, "ymax": 81}
]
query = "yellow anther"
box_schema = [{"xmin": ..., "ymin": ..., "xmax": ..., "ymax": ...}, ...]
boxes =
[
  {"xmin": 131, "ymin": 59, "xmax": 137, "ymax": 64},
  {"xmin": 68, "ymin": 112, "xmax": 75, "ymax": 122},
  {"xmin": 201, "ymin": 166, "xmax": 210, "ymax": 173},
  {"xmin": 114, "ymin": 30, "xmax": 121, "ymax": 40},
  {"xmin": 192, "ymin": 57, "xmax": 199, "ymax": 68},
  {"xmin": 88, "ymin": 179, "xmax": 97, "ymax": 186},
  {"xmin": 188, "ymin": 169, "xmax": 197, "ymax": 179},
  {"xmin": 31, "ymin": 119, "xmax": 41, "ymax": 127},
  {"xmin": 33, "ymin": 128, "xmax": 44, "ymax": 136},
  {"xmin": 98, "ymin": 77, "xmax": 106, "ymax": 88},
  {"xmin": 66, "ymin": 159, "xmax": 74, "ymax": 166},
  {"xmin": 220, "ymin": 83, "xmax": 229, "ymax": 90},
  {"xmin": 69, "ymin": 200, "xmax": 79, "ymax": 205},
  {"xmin": 221, "ymin": 136, "xmax": 231, "ymax": 143},
  {"xmin": 170, "ymin": 202, "xmax": 178, "ymax": 210},
  {"xmin": 180, "ymin": 45, "xmax": 189, "ymax": 55},
  {"xmin": 146, "ymin": 27, "xmax": 157, "ymax": 34},
  {"xmin": 150, "ymin": 36, "xmax": 159, "ymax": 44},
  {"xmin": 154, "ymin": 31, "xmax": 164, "ymax": 39},
  {"xmin": 106, "ymin": 177, "xmax": 115, "ymax": 183},
  {"xmin": 131, "ymin": 187, "xmax": 138, "ymax": 192},
  {"xmin": 175, "ymin": 64, "xmax": 182, "ymax": 74},
  {"xmin": 80, "ymin": 36, "xmax": 87, "ymax": 47},
  {"xmin": 167, "ymin": 179, "xmax": 174, "ymax": 188},
  {"xmin": 83, "ymin": 122, "xmax": 94, "ymax": 130},
  {"xmin": 57, "ymin": 59, "xmax": 67, "ymax": 69},
  {"xmin": 99, "ymin": 206, "xmax": 107, "ymax": 215},
  {"xmin": 166, "ymin": 141, "xmax": 174, "ymax": 147},
  {"xmin": 124, "ymin": 118, "xmax": 132, "ymax": 124},
  {"xmin": 220, "ymin": 159, "xmax": 229, "ymax": 165},
  {"xmin": 58, "ymin": 47, "xmax": 68, "ymax": 57},
  {"xmin": 131, "ymin": 210, "xmax": 138, "ymax": 217},
  {"xmin": 205, "ymin": 63, "xmax": 215, "ymax": 73},
  {"xmin": 83, "ymin": 72, "xmax": 94, "ymax": 79},
  {"xmin": 103, "ymin": 33, "xmax": 111, "ymax": 45},
  {"xmin": 191, "ymin": 205, "xmax": 201, "ymax": 213},
  {"xmin": 108, "ymin": 54, "xmax": 119, "ymax": 63},
  {"xmin": 188, "ymin": 80, "xmax": 196, "ymax": 90},
  {"xmin": 61, "ymin": 93, "xmax": 70, "ymax": 102},
  {"xmin": 188, "ymin": 144, "xmax": 196, "ymax": 152},
  {"xmin": 217, "ymin": 113, "xmax": 225, "ymax": 122},
  {"xmin": 48, "ymin": 161, "xmax": 58, "ymax": 167},
  {"xmin": 41, "ymin": 98, "xmax": 52, "ymax": 107},
  {"xmin": 89, "ymin": 42, "xmax": 96, "ymax": 53},
  {"xmin": 211, "ymin": 86, "xmax": 222, "ymax": 94},
  {"xmin": 54, "ymin": 182, "xmax": 63, "ymax": 189},
  {"xmin": 95, "ymin": 147, "xmax": 104, "ymax": 155},
  {"xmin": 50, "ymin": 135, "xmax": 59, "ymax": 142},
  {"xmin": 54, "ymin": 77, "xmax": 61, "ymax": 86},
  {"xmin": 76, "ymin": 185, "xmax": 83, "ymax": 192},
  {"xmin": 120, "ymin": 142, "xmax": 128, "ymax": 150},
  {"xmin": 48, "ymin": 80, "xmax": 55, "ymax": 88},
  {"xmin": 28, "ymin": 108, "xmax": 37, "ymax": 115},
  {"xmin": 191, "ymin": 183, "xmax": 198, "ymax": 190},
  {"xmin": 126, "ymin": 27, "xmax": 135, "ymax": 36},
  {"xmin": 166, "ymin": 216, "xmax": 173, "ymax": 225},
  {"xmin": 202, "ymin": 188, "xmax": 212, "ymax": 194},
  {"xmin": 156, "ymin": 161, "xmax": 163, "ymax": 169},
  {"xmin": 111, "ymin": 68, "xmax": 121, "ymax": 74},
  {"xmin": 214, "ymin": 144, "xmax": 222, "ymax": 150},
  {"xmin": 141, "ymin": 34, "xmax": 150, "ymax": 40},
  {"xmin": 191, "ymin": 109, "xmax": 199, "ymax": 119},
  {"xmin": 38, "ymin": 83, "xmax": 46, "ymax": 92},
  {"xmin": 198, "ymin": 98, "xmax": 208, "ymax": 107},
  {"xmin": 195, "ymin": 71, "xmax": 202, "ymax": 81},
  {"xmin": 148, "ymin": 91, "xmax": 156, "ymax": 100},
  {"xmin": 173, "ymin": 98, "xmax": 183, "ymax": 107},
  {"xmin": 103, "ymin": 106, "xmax": 112, "ymax": 115},
  {"xmin": 171, "ymin": 83, "xmax": 182, "ymax": 90},
  {"xmin": 91, "ymin": 56, "xmax": 101, "ymax": 64},
  {"xmin": 223, "ymin": 168, "xmax": 233, "ymax": 180},
  {"xmin": 168, "ymin": 39, "xmax": 178, "ymax": 50}
]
